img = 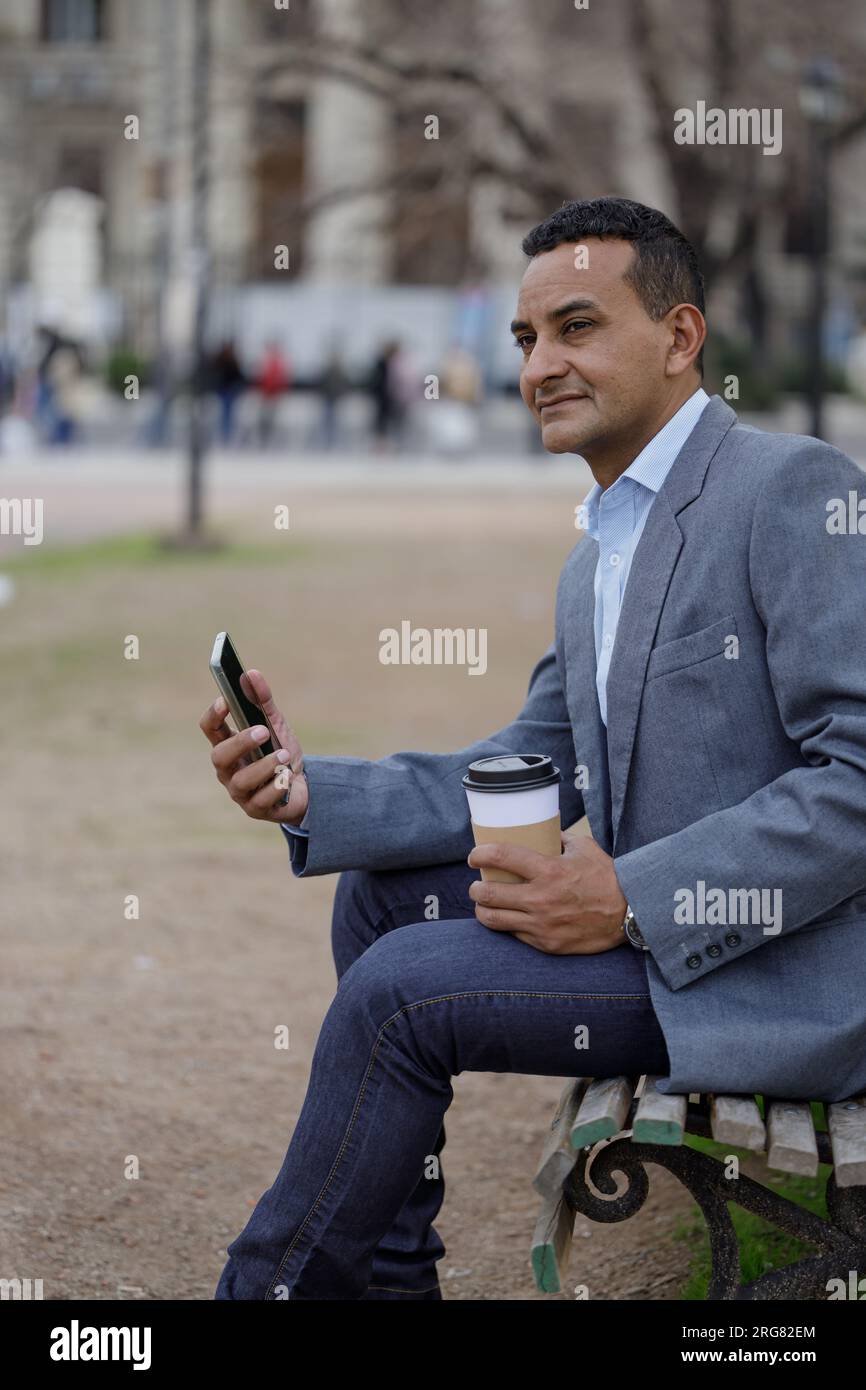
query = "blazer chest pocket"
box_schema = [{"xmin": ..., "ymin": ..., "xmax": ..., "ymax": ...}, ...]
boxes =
[{"xmin": 646, "ymin": 615, "xmax": 737, "ymax": 682}]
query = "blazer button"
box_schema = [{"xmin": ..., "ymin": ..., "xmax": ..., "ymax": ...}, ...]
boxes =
[
  {"xmin": 686, "ymin": 953, "xmax": 702, "ymax": 969},
  {"xmin": 706, "ymin": 943, "xmax": 722, "ymax": 958},
  {"xmin": 724, "ymin": 932, "xmax": 741, "ymax": 947}
]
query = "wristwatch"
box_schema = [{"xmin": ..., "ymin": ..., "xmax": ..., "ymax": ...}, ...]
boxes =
[{"xmin": 621, "ymin": 905, "xmax": 650, "ymax": 951}]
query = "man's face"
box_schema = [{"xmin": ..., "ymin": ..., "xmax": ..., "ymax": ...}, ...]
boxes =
[{"xmin": 512, "ymin": 238, "xmax": 679, "ymax": 455}]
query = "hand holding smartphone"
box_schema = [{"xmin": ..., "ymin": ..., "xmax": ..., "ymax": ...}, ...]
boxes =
[
  {"xmin": 202, "ymin": 634, "xmax": 309, "ymax": 826},
  {"xmin": 209, "ymin": 631, "xmax": 280, "ymax": 759}
]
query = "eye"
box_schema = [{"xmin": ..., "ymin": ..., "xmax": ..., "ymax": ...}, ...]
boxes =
[
  {"xmin": 513, "ymin": 334, "xmax": 535, "ymax": 352},
  {"xmin": 563, "ymin": 319, "xmax": 592, "ymax": 334}
]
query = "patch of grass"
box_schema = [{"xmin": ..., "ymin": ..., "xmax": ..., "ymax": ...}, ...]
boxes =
[
  {"xmin": 673, "ymin": 1132, "xmax": 831, "ymax": 1299},
  {"xmin": 0, "ymin": 531, "xmax": 317, "ymax": 576}
]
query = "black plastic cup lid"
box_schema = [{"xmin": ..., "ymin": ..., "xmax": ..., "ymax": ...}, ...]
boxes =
[{"xmin": 462, "ymin": 754, "xmax": 561, "ymax": 793}]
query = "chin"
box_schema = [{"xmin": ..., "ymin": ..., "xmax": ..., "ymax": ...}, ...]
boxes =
[{"xmin": 539, "ymin": 422, "xmax": 585, "ymax": 453}]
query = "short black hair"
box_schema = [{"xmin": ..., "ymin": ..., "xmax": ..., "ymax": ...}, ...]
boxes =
[{"xmin": 522, "ymin": 196, "xmax": 706, "ymax": 375}]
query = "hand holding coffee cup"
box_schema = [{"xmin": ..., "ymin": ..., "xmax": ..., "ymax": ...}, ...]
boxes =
[{"xmin": 462, "ymin": 754, "xmax": 562, "ymax": 884}]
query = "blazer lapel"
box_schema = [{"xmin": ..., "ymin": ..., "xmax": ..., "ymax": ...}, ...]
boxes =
[
  {"xmin": 562, "ymin": 539, "xmax": 614, "ymax": 852},
  {"xmin": 604, "ymin": 395, "xmax": 739, "ymax": 849}
]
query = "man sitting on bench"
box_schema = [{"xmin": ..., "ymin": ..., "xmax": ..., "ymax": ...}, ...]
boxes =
[{"xmin": 203, "ymin": 197, "xmax": 866, "ymax": 1300}]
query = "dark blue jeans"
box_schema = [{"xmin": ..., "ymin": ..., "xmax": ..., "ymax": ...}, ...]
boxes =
[{"xmin": 214, "ymin": 858, "xmax": 670, "ymax": 1300}]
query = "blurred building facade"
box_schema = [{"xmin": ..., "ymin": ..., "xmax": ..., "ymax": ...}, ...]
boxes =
[{"xmin": 0, "ymin": 0, "xmax": 865, "ymax": 383}]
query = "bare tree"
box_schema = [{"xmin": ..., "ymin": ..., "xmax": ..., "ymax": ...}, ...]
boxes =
[{"xmin": 251, "ymin": 0, "xmax": 866, "ymax": 350}]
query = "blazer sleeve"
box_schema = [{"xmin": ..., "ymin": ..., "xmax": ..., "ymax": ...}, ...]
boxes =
[
  {"xmin": 613, "ymin": 439, "xmax": 866, "ymax": 991},
  {"xmin": 282, "ymin": 638, "xmax": 583, "ymax": 877},
  {"xmin": 279, "ymin": 787, "xmax": 311, "ymax": 872}
]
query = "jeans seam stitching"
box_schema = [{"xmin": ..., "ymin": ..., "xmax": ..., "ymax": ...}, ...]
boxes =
[
  {"xmin": 266, "ymin": 1032, "xmax": 383, "ymax": 1297},
  {"xmin": 264, "ymin": 987, "xmax": 650, "ymax": 1297}
]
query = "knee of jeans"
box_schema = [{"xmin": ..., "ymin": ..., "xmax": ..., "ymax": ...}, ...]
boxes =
[{"xmin": 335, "ymin": 920, "xmax": 434, "ymax": 1030}]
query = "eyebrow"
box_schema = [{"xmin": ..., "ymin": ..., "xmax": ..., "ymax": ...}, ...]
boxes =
[{"xmin": 510, "ymin": 298, "xmax": 601, "ymax": 336}]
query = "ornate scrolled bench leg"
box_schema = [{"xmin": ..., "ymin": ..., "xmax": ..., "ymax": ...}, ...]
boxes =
[{"xmin": 562, "ymin": 1136, "xmax": 866, "ymax": 1300}]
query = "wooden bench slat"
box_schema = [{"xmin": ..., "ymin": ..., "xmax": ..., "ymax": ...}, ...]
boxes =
[
  {"xmin": 827, "ymin": 1097, "xmax": 866, "ymax": 1188},
  {"xmin": 632, "ymin": 1076, "xmax": 687, "ymax": 1145},
  {"xmin": 570, "ymin": 1075, "xmax": 633, "ymax": 1150},
  {"xmin": 530, "ymin": 1190, "xmax": 575, "ymax": 1294},
  {"xmin": 710, "ymin": 1094, "xmax": 766, "ymax": 1151},
  {"xmin": 766, "ymin": 1100, "xmax": 819, "ymax": 1176},
  {"xmin": 533, "ymin": 1078, "xmax": 590, "ymax": 1200}
]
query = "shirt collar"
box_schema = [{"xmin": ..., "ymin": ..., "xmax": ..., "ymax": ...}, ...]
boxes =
[{"xmin": 582, "ymin": 387, "xmax": 710, "ymax": 540}]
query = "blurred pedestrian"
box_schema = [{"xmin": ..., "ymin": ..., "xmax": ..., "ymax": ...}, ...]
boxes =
[
  {"xmin": 39, "ymin": 331, "xmax": 87, "ymax": 445},
  {"xmin": 0, "ymin": 333, "xmax": 16, "ymax": 415},
  {"xmin": 318, "ymin": 349, "xmax": 348, "ymax": 450},
  {"xmin": 35, "ymin": 326, "xmax": 61, "ymax": 440},
  {"xmin": 369, "ymin": 341, "xmax": 397, "ymax": 450},
  {"xmin": 257, "ymin": 339, "xmax": 291, "ymax": 446},
  {"xmin": 428, "ymin": 343, "xmax": 482, "ymax": 456},
  {"xmin": 369, "ymin": 339, "xmax": 419, "ymax": 453},
  {"xmin": 845, "ymin": 322, "xmax": 866, "ymax": 401},
  {"xmin": 210, "ymin": 340, "xmax": 246, "ymax": 445}
]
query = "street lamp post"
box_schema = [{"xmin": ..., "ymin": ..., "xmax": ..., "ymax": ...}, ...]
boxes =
[{"xmin": 187, "ymin": 0, "xmax": 211, "ymax": 537}]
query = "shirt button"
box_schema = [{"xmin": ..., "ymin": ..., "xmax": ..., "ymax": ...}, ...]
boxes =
[
  {"xmin": 724, "ymin": 932, "xmax": 741, "ymax": 947},
  {"xmin": 686, "ymin": 953, "xmax": 702, "ymax": 969},
  {"xmin": 610, "ymin": 553, "xmax": 620, "ymax": 566},
  {"xmin": 706, "ymin": 943, "xmax": 722, "ymax": 958},
  {"xmin": 603, "ymin": 633, "xmax": 613, "ymax": 648}
]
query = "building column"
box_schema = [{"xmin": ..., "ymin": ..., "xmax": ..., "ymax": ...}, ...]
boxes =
[{"xmin": 303, "ymin": 0, "xmax": 390, "ymax": 283}]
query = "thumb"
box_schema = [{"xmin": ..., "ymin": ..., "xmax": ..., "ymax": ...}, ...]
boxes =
[
  {"xmin": 245, "ymin": 668, "xmax": 277, "ymax": 713},
  {"xmin": 245, "ymin": 669, "xmax": 295, "ymax": 758}
]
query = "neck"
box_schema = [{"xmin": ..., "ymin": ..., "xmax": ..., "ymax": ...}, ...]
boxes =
[{"xmin": 585, "ymin": 381, "xmax": 701, "ymax": 491}]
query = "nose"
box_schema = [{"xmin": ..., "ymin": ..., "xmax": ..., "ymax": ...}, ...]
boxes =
[{"xmin": 521, "ymin": 335, "xmax": 569, "ymax": 394}]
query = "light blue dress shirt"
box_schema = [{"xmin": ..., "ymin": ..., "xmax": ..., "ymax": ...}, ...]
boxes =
[
  {"xmin": 580, "ymin": 387, "xmax": 709, "ymax": 726},
  {"xmin": 283, "ymin": 387, "xmax": 710, "ymax": 863}
]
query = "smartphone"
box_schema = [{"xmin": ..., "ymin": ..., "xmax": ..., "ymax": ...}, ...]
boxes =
[{"xmin": 209, "ymin": 631, "xmax": 280, "ymax": 761}]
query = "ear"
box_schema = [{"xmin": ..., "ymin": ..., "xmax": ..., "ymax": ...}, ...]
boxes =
[{"xmin": 666, "ymin": 303, "xmax": 705, "ymax": 377}]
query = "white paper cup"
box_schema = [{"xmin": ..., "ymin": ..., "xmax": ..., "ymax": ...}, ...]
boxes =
[{"xmin": 462, "ymin": 754, "xmax": 561, "ymax": 882}]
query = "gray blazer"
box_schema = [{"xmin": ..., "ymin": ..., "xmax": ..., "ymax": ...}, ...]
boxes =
[{"xmin": 288, "ymin": 395, "xmax": 866, "ymax": 1102}]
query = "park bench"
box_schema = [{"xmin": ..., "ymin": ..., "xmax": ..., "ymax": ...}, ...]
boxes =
[{"xmin": 530, "ymin": 1074, "xmax": 866, "ymax": 1299}]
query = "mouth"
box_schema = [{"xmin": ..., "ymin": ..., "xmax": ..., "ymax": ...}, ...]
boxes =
[{"xmin": 538, "ymin": 394, "xmax": 589, "ymax": 413}]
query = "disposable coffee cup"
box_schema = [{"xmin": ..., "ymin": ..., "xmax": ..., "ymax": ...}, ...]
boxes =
[{"xmin": 462, "ymin": 754, "xmax": 561, "ymax": 884}]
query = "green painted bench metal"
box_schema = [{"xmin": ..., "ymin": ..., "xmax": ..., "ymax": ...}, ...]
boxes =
[{"xmin": 531, "ymin": 1074, "xmax": 866, "ymax": 1299}]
